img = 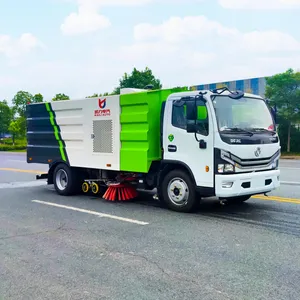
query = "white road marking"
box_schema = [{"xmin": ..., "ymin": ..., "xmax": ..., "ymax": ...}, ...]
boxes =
[
  {"xmin": 280, "ymin": 167, "xmax": 300, "ymax": 170},
  {"xmin": 32, "ymin": 200, "xmax": 149, "ymax": 226},
  {"xmin": 7, "ymin": 159, "xmax": 26, "ymax": 162},
  {"xmin": 281, "ymin": 181, "xmax": 300, "ymax": 186}
]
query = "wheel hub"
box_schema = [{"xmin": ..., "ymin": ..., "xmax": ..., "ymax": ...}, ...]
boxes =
[
  {"xmin": 56, "ymin": 169, "xmax": 68, "ymax": 191},
  {"xmin": 167, "ymin": 178, "xmax": 189, "ymax": 206}
]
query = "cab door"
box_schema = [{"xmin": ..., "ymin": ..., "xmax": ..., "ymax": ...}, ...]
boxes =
[{"xmin": 162, "ymin": 97, "xmax": 214, "ymax": 188}]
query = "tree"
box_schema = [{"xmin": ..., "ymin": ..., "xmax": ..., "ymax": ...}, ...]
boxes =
[
  {"xmin": 12, "ymin": 91, "xmax": 33, "ymax": 117},
  {"xmin": 52, "ymin": 93, "xmax": 70, "ymax": 101},
  {"xmin": 0, "ymin": 100, "xmax": 12, "ymax": 138},
  {"xmin": 86, "ymin": 92, "xmax": 109, "ymax": 98},
  {"xmin": 8, "ymin": 119, "xmax": 22, "ymax": 145},
  {"xmin": 33, "ymin": 93, "xmax": 43, "ymax": 103},
  {"xmin": 112, "ymin": 67, "xmax": 162, "ymax": 94},
  {"xmin": 266, "ymin": 68, "xmax": 300, "ymax": 152}
]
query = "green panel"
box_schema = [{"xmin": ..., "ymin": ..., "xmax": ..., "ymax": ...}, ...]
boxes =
[{"xmin": 120, "ymin": 87, "xmax": 188, "ymax": 173}]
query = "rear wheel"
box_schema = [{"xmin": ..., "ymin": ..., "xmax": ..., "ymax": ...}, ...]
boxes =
[
  {"xmin": 53, "ymin": 163, "xmax": 80, "ymax": 196},
  {"xmin": 160, "ymin": 169, "xmax": 198, "ymax": 213}
]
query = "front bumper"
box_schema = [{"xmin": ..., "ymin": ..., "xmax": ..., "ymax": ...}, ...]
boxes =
[{"xmin": 215, "ymin": 169, "xmax": 280, "ymax": 198}]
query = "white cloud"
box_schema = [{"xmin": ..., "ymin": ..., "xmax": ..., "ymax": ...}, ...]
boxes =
[
  {"xmin": 61, "ymin": 0, "xmax": 155, "ymax": 35},
  {"xmin": 115, "ymin": 15, "xmax": 300, "ymax": 87},
  {"xmin": 133, "ymin": 16, "xmax": 300, "ymax": 53},
  {"xmin": 241, "ymin": 30, "xmax": 300, "ymax": 52},
  {"xmin": 134, "ymin": 16, "xmax": 239, "ymax": 43},
  {"xmin": 61, "ymin": 0, "xmax": 205, "ymax": 35},
  {"xmin": 76, "ymin": 0, "xmax": 152, "ymax": 7},
  {"xmin": 0, "ymin": 33, "xmax": 42, "ymax": 59},
  {"xmin": 219, "ymin": 0, "xmax": 300, "ymax": 9},
  {"xmin": 61, "ymin": 5, "xmax": 111, "ymax": 35}
]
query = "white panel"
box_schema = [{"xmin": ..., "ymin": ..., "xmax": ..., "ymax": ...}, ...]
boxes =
[{"xmin": 51, "ymin": 95, "xmax": 120, "ymax": 171}]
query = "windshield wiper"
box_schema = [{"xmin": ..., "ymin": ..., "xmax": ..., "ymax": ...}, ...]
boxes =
[
  {"xmin": 248, "ymin": 128, "xmax": 277, "ymax": 135},
  {"xmin": 221, "ymin": 127, "xmax": 254, "ymax": 136}
]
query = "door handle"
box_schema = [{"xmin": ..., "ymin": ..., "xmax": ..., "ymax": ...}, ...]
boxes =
[{"xmin": 168, "ymin": 145, "xmax": 177, "ymax": 152}]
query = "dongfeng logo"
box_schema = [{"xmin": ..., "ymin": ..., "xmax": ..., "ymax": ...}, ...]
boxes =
[
  {"xmin": 98, "ymin": 98, "xmax": 106, "ymax": 109},
  {"xmin": 254, "ymin": 147, "xmax": 261, "ymax": 157},
  {"xmin": 94, "ymin": 98, "xmax": 110, "ymax": 117}
]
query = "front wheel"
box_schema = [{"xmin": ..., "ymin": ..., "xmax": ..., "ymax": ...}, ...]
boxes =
[{"xmin": 160, "ymin": 169, "xmax": 198, "ymax": 213}]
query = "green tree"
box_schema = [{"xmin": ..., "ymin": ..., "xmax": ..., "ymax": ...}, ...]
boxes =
[
  {"xmin": 266, "ymin": 68, "xmax": 300, "ymax": 152},
  {"xmin": 8, "ymin": 119, "xmax": 21, "ymax": 145},
  {"xmin": 12, "ymin": 91, "xmax": 33, "ymax": 117},
  {"xmin": 0, "ymin": 100, "xmax": 12, "ymax": 138},
  {"xmin": 86, "ymin": 92, "xmax": 109, "ymax": 98},
  {"xmin": 52, "ymin": 93, "xmax": 70, "ymax": 101},
  {"xmin": 33, "ymin": 93, "xmax": 44, "ymax": 103},
  {"xmin": 112, "ymin": 67, "xmax": 162, "ymax": 94}
]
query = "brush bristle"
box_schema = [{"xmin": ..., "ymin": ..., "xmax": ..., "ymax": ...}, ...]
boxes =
[{"xmin": 103, "ymin": 184, "xmax": 138, "ymax": 201}]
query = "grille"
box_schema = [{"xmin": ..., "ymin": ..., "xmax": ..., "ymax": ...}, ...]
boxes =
[
  {"xmin": 221, "ymin": 149, "xmax": 280, "ymax": 170},
  {"xmin": 93, "ymin": 120, "xmax": 113, "ymax": 153},
  {"xmin": 230, "ymin": 150, "xmax": 280, "ymax": 168}
]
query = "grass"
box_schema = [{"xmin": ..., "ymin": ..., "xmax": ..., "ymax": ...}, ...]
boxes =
[{"xmin": 7, "ymin": 149, "xmax": 26, "ymax": 152}]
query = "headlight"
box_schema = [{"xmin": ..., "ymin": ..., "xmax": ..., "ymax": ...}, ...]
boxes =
[
  {"xmin": 218, "ymin": 164, "xmax": 235, "ymax": 173},
  {"xmin": 272, "ymin": 159, "xmax": 279, "ymax": 169}
]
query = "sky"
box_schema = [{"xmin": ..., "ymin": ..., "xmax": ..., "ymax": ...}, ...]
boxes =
[{"xmin": 0, "ymin": 0, "xmax": 299, "ymax": 102}]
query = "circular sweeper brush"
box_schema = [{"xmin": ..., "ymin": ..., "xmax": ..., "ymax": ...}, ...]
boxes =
[{"xmin": 102, "ymin": 183, "xmax": 138, "ymax": 202}]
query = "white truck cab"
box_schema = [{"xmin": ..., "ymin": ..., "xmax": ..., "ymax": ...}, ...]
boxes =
[{"xmin": 160, "ymin": 87, "xmax": 280, "ymax": 208}]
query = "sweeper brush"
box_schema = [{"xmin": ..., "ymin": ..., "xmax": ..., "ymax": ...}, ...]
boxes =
[{"xmin": 102, "ymin": 183, "xmax": 138, "ymax": 201}]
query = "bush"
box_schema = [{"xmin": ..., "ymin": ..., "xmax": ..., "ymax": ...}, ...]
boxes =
[
  {"xmin": 0, "ymin": 143, "xmax": 26, "ymax": 151},
  {"xmin": 0, "ymin": 137, "xmax": 26, "ymax": 146}
]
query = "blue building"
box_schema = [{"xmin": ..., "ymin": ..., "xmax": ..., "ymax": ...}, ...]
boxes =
[
  {"xmin": 190, "ymin": 77, "xmax": 267, "ymax": 97},
  {"xmin": 0, "ymin": 133, "xmax": 12, "ymax": 139}
]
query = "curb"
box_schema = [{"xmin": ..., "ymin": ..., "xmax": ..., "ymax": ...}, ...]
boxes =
[{"xmin": 280, "ymin": 156, "xmax": 300, "ymax": 160}]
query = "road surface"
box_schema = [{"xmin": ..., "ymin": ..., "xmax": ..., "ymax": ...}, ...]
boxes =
[{"xmin": 0, "ymin": 152, "xmax": 300, "ymax": 300}]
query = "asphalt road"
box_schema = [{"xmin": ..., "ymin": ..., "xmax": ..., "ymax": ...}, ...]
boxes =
[{"xmin": 1, "ymin": 152, "xmax": 300, "ymax": 300}]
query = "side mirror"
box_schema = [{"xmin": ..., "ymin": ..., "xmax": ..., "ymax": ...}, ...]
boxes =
[
  {"xmin": 185, "ymin": 100, "xmax": 197, "ymax": 120},
  {"xmin": 185, "ymin": 99, "xmax": 197, "ymax": 133},
  {"xmin": 186, "ymin": 102, "xmax": 209, "ymax": 134},
  {"xmin": 186, "ymin": 120, "xmax": 197, "ymax": 133},
  {"xmin": 271, "ymin": 107, "xmax": 277, "ymax": 124}
]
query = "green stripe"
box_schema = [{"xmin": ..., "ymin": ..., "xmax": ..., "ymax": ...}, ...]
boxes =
[{"xmin": 45, "ymin": 102, "xmax": 67, "ymax": 162}]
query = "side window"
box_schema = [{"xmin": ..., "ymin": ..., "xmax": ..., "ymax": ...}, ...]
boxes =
[
  {"xmin": 196, "ymin": 100, "xmax": 209, "ymax": 136},
  {"xmin": 172, "ymin": 99, "xmax": 209, "ymax": 135},
  {"xmin": 172, "ymin": 104, "xmax": 186, "ymax": 130}
]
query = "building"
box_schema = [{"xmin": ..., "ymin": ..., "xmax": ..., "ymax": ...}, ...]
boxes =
[{"xmin": 190, "ymin": 77, "xmax": 267, "ymax": 97}]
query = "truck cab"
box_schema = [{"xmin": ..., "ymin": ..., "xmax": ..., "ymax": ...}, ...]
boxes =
[{"xmin": 159, "ymin": 88, "xmax": 280, "ymax": 211}]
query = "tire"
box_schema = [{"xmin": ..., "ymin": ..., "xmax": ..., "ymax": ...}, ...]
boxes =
[
  {"xmin": 227, "ymin": 195, "xmax": 251, "ymax": 203},
  {"xmin": 160, "ymin": 169, "xmax": 198, "ymax": 213},
  {"xmin": 53, "ymin": 163, "xmax": 80, "ymax": 196}
]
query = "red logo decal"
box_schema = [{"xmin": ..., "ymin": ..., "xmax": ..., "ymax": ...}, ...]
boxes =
[
  {"xmin": 98, "ymin": 98, "xmax": 106, "ymax": 109},
  {"xmin": 94, "ymin": 98, "xmax": 110, "ymax": 117}
]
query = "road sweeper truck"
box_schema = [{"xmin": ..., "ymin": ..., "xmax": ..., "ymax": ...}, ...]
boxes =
[{"xmin": 26, "ymin": 86, "xmax": 281, "ymax": 213}]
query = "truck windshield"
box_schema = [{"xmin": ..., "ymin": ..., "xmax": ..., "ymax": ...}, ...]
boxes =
[{"xmin": 212, "ymin": 95, "xmax": 275, "ymax": 133}]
